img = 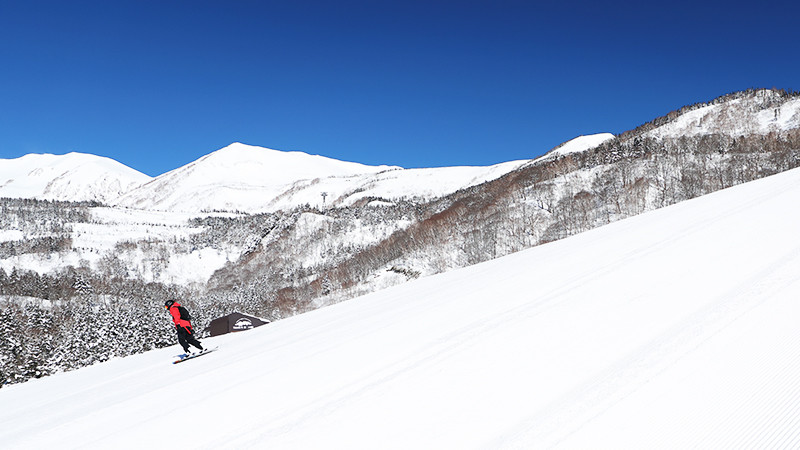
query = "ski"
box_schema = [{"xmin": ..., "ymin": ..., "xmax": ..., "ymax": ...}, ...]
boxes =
[{"xmin": 172, "ymin": 346, "xmax": 218, "ymax": 364}]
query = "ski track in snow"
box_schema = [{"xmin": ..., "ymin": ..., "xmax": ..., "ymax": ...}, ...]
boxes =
[{"xmin": 495, "ymin": 245, "xmax": 800, "ymax": 449}]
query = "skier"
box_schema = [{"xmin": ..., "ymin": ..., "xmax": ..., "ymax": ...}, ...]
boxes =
[{"xmin": 165, "ymin": 299, "xmax": 204, "ymax": 355}]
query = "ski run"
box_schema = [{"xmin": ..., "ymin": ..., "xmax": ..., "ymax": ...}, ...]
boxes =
[{"xmin": 2, "ymin": 166, "xmax": 800, "ymax": 449}]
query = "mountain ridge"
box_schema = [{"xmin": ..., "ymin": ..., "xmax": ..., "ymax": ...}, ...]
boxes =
[
  {"xmin": 5, "ymin": 89, "xmax": 798, "ymax": 212},
  {"xmin": 0, "ymin": 142, "xmax": 538, "ymax": 213}
]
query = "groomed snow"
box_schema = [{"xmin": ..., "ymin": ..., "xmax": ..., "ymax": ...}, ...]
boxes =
[{"xmin": 3, "ymin": 166, "xmax": 800, "ymax": 449}]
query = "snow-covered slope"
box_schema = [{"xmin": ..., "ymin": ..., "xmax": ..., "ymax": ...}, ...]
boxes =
[
  {"xmin": 646, "ymin": 89, "xmax": 800, "ymax": 139},
  {"xmin": 4, "ymin": 165, "xmax": 800, "ymax": 449},
  {"xmin": 539, "ymin": 132, "xmax": 615, "ymax": 159},
  {"xmin": 0, "ymin": 143, "xmax": 538, "ymax": 212},
  {"xmin": 261, "ymin": 158, "xmax": 530, "ymax": 211},
  {"xmin": 113, "ymin": 142, "xmax": 530, "ymax": 213},
  {"xmin": 111, "ymin": 142, "xmax": 399, "ymax": 212},
  {"xmin": 0, "ymin": 152, "xmax": 151, "ymax": 203}
]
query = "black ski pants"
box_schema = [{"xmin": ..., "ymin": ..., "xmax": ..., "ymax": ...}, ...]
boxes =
[{"xmin": 177, "ymin": 325, "xmax": 203, "ymax": 352}]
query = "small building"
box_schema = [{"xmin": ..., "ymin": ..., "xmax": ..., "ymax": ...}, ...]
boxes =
[{"xmin": 205, "ymin": 312, "xmax": 269, "ymax": 337}]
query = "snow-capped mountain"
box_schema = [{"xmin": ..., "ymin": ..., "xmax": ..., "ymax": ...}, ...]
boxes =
[
  {"xmin": 0, "ymin": 142, "xmax": 533, "ymax": 213},
  {"xmin": 112, "ymin": 142, "xmax": 400, "ymax": 212},
  {"xmin": 0, "ymin": 152, "xmax": 151, "ymax": 204},
  {"xmin": 3, "ymin": 89, "xmax": 799, "ymax": 213},
  {"xmin": 112, "ymin": 142, "xmax": 531, "ymax": 213},
  {"xmin": 3, "ymin": 163, "xmax": 800, "ymax": 449}
]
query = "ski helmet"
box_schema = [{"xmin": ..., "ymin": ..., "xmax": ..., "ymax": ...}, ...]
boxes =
[{"xmin": 165, "ymin": 299, "xmax": 175, "ymax": 309}]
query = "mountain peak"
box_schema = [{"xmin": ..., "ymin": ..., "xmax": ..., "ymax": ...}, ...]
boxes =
[
  {"xmin": 209, "ymin": 141, "xmax": 281, "ymax": 157},
  {"xmin": 0, "ymin": 151, "xmax": 151, "ymax": 203},
  {"xmin": 113, "ymin": 143, "xmax": 402, "ymax": 212},
  {"xmin": 196, "ymin": 142, "xmax": 397, "ymax": 177}
]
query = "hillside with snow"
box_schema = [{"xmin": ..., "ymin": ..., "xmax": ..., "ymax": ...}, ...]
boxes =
[
  {"xmin": 2, "ymin": 164, "xmax": 799, "ymax": 449},
  {"xmin": 645, "ymin": 89, "xmax": 800, "ymax": 139},
  {"xmin": 0, "ymin": 143, "xmax": 532, "ymax": 214},
  {"xmin": 0, "ymin": 152, "xmax": 151, "ymax": 204},
  {"xmin": 538, "ymin": 132, "xmax": 615, "ymax": 160},
  {"xmin": 112, "ymin": 142, "xmax": 397, "ymax": 212},
  {"xmin": 258, "ymin": 158, "xmax": 530, "ymax": 212},
  {"xmin": 112, "ymin": 142, "xmax": 531, "ymax": 213}
]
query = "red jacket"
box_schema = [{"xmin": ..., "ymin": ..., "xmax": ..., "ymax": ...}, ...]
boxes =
[{"xmin": 168, "ymin": 303, "xmax": 192, "ymax": 329}]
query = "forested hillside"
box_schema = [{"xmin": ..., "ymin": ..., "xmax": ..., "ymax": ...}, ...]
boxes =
[{"xmin": 212, "ymin": 89, "xmax": 800, "ymax": 309}]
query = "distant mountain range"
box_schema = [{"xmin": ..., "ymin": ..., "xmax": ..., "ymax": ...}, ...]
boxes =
[
  {"xmin": 0, "ymin": 139, "xmax": 593, "ymax": 213},
  {"xmin": 111, "ymin": 142, "xmax": 535, "ymax": 213},
  {"xmin": 3, "ymin": 89, "xmax": 799, "ymax": 214}
]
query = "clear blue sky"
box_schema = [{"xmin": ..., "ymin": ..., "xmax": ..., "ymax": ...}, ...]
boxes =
[{"xmin": 1, "ymin": 0, "xmax": 798, "ymax": 176}]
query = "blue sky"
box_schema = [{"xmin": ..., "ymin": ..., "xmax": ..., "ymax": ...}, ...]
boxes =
[{"xmin": 1, "ymin": 1, "xmax": 798, "ymax": 176}]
